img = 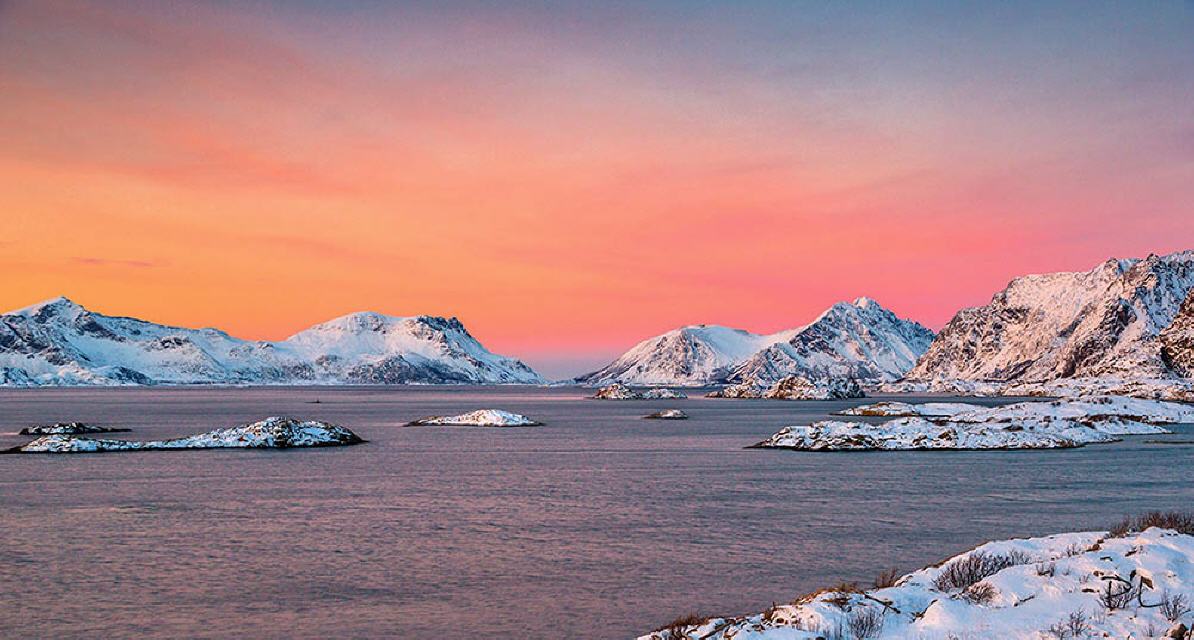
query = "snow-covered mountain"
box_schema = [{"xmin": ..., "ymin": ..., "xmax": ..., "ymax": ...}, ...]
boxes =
[
  {"xmin": 727, "ymin": 297, "xmax": 935, "ymax": 384},
  {"xmin": 906, "ymin": 251, "xmax": 1194, "ymax": 383},
  {"xmin": 577, "ymin": 298, "xmax": 933, "ymax": 386},
  {"xmin": 0, "ymin": 297, "xmax": 543, "ymax": 386},
  {"xmin": 576, "ymin": 325, "xmax": 797, "ymax": 386}
]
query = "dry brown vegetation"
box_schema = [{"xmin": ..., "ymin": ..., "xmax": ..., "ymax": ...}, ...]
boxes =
[{"xmin": 1109, "ymin": 511, "xmax": 1194, "ymax": 537}]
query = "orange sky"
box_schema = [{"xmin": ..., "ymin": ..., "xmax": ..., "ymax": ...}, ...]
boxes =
[{"xmin": 2, "ymin": 1, "xmax": 1193, "ymax": 376}]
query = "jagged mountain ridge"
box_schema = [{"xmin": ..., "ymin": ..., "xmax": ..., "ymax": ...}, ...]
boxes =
[
  {"xmin": 905, "ymin": 251, "xmax": 1194, "ymax": 383},
  {"xmin": 0, "ymin": 297, "xmax": 544, "ymax": 386},
  {"xmin": 578, "ymin": 298, "xmax": 934, "ymax": 386},
  {"xmin": 727, "ymin": 297, "xmax": 935, "ymax": 384}
]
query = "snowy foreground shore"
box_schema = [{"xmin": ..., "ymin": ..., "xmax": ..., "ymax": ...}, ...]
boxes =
[
  {"xmin": 4, "ymin": 417, "xmax": 364, "ymax": 453},
  {"xmin": 753, "ymin": 396, "xmax": 1193, "ymax": 451},
  {"xmin": 641, "ymin": 514, "xmax": 1194, "ymax": 640}
]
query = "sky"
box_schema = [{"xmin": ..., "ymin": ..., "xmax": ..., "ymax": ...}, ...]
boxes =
[{"xmin": 1, "ymin": 1, "xmax": 1192, "ymax": 378}]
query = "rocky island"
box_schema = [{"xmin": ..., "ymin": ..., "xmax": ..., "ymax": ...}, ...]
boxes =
[
  {"xmin": 18, "ymin": 422, "xmax": 131, "ymax": 435},
  {"xmin": 644, "ymin": 409, "xmax": 688, "ymax": 420},
  {"xmin": 404, "ymin": 409, "xmax": 542, "ymax": 427},
  {"xmin": 753, "ymin": 396, "xmax": 1185, "ymax": 451},
  {"xmin": 709, "ymin": 375, "xmax": 864, "ymax": 400},
  {"xmin": 591, "ymin": 383, "xmax": 687, "ymax": 400},
  {"xmin": 5, "ymin": 417, "xmax": 364, "ymax": 453}
]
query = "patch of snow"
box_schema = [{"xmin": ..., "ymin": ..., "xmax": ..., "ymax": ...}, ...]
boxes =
[{"xmin": 644, "ymin": 409, "xmax": 688, "ymax": 420}]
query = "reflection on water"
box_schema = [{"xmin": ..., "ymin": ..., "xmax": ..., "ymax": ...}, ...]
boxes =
[{"xmin": 1, "ymin": 387, "xmax": 1191, "ymax": 639}]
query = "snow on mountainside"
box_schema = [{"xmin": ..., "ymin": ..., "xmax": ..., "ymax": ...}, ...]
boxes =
[
  {"xmin": 576, "ymin": 325, "xmax": 796, "ymax": 386},
  {"xmin": 579, "ymin": 298, "xmax": 932, "ymax": 386},
  {"xmin": 728, "ymin": 297, "xmax": 934, "ymax": 384},
  {"xmin": 907, "ymin": 251, "xmax": 1194, "ymax": 383},
  {"xmin": 0, "ymin": 297, "xmax": 543, "ymax": 386}
]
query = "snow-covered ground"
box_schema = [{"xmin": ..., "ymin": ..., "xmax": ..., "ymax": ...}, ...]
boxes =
[
  {"xmin": 756, "ymin": 396, "xmax": 1181, "ymax": 451},
  {"xmin": 592, "ymin": 384, "xmax": 688, "ymax": 400},
  {"xmin": 405, "ymin": 409, "xmax": 541, "ymax": 427},
  {"xmin": 18, "ymin": 422, "xmax": 130, "ymax": 435},
  {"xmin": 641, "ymin": 524, "xmax": 1194, "ymax": 639},
  {"xmin": 644, "ymin": 409, "xmax": 688, "ymax": 420},
  {"xmin": 6, "ymin": 417, "xmax": 363, "ymax": 453},
  {"xmin": 710, "ymin": 375, "xmax": 864, "ymax": 400}
]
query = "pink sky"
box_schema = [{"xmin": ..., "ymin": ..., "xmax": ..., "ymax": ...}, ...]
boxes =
[{"xmin": 1, "ymin": 1, "xmax": 1192, "ymax": 376}]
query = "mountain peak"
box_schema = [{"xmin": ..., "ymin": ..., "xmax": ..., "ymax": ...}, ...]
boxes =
[
  {"xmin": 907, "ymin": 250, "xmax": 1194, "ymax": 382},
  {"xmin": 6, "ymin": 296, "xmax": 83, "ymax": 317}
]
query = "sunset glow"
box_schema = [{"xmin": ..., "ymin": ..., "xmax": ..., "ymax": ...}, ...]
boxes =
[{"xmin": 3, "ymin": 1, "xmax": 1193, "ymax": 376}]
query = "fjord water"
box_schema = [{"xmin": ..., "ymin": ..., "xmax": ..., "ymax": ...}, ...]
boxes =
[{"xmin": 2, "ymin": 388, "xmax": 1192, "ymax": 639}]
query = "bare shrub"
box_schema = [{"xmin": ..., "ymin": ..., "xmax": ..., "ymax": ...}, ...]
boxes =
[
  {"xmin": 961, "ymin": 581, "xmax": 998, "ymax": 605},
  {"xmin": 652, "ymin": 613, "xmax": 708, "ymax": 637},
  {"xmin": 872, "ymin": 567, "xmax": 900, "ymax": 589},
  {"xmin": 1036, "ymin": 561, "xmax": 1057, "ymax": 577},
  {"xmin": 846, "ymin": 607, "xmax": 886, "ymax": 639},
  {"xmin": 1159, "ymin": 591, "xmax": 1191, "ymax": 622},
  {"xmin": 1098, "ymin": 577, "xmax": 1142, "ymax": 611},
  {"xmin": 933, "ymin": 550, "xmax": 1032, "ymax": 592},
  {"xmin": 1109, "ymin": 511, "xmax": 1194, "ymax": 537},
  {"xmin": 1044, "ymin": 610, "xmax": 1089, "ymax": 639}
]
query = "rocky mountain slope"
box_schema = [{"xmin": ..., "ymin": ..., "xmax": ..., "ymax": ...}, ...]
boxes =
[
  {"xmin": 580, "ymin": 298, "xmax": 932, "ymax": 386},
  {"xmin": 1161, "ymin": 290, "xmax": 1194, "ymax": 377},
  {"xmin": 0, "ymin": 297, "xmax": 543, "ymax": 385},
  {"xmin": 906, "ymin": 251, "xmax": 1194, "ymax": 383},
  {"xmin": 727, "ymin": 297, "xmax": 934, "ymax": 384}
]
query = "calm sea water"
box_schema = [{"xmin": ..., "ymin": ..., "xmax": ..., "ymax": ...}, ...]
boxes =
[{"xmin": 1, "ymin": 387, "xmax": 1191, "ymax": 639}]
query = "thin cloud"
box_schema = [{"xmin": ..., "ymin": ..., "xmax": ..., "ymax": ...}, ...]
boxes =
[{"xmin": 71, "ymin": 257, "xmax": 159, "ymax": 269}]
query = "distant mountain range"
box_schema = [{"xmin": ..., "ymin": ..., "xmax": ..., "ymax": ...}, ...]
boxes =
[
  {"xmin": 0, "ymin": 297, "xmax": 543, "ymax": 386},
  {"xmin": 906, "ymin": 251, "xmax": 1194, "ymax": 384},
  {"xmin": 577, "ymin": 298, "xmax": 934, "ymax": 386},
  {"xmin": 4, "ymin": 250, "xmax": 1193, "ymax": 388}
]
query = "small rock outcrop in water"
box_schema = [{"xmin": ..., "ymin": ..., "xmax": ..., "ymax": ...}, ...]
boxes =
[
  {"xmin": 5, "ymin": 417, "xmax": 364, "ymax": 453},
  {"xmin": 643, "ymin": 409, "xmax": 688, "ymax": 420},
  {"xmin": 405, "ymin": 409, "xmax": 541, "ymax": 427},
  {"xmin": 19, "ymin": 422, "xmax": 131, "ymax": 435},
  {"xmin": 708, "ymin": 375, "xmax": 864, "ymax": 400},
  {"xmin": 592, "ymin": 383, "xmax": 687, "ymax": 400},
  {"xmin": 753, "ymin": 396, "xmax": 1181, "ymax": 451},
  {"xmin": 638, "ymin": 524, "xmax": 1194, "ymax": 639}
]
